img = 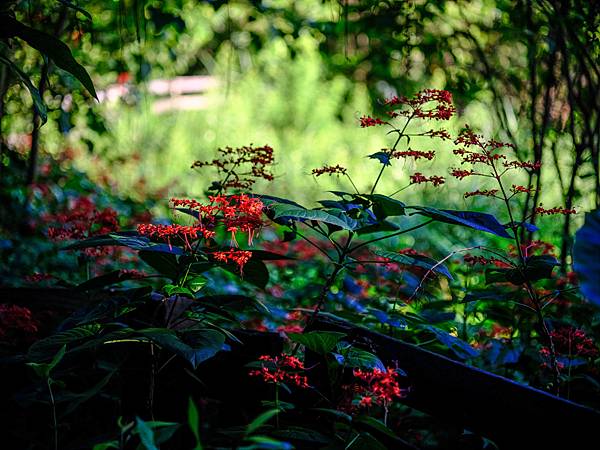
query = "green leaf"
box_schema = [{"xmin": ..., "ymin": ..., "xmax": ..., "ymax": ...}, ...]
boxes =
[
  {"xmin": 63, "ymin": 232, "xmax": 184, "ymax": 255},
  {"xmin": 365, "ymin": 194, "xmax": 405, "ymax": 219},
  {"xmin": 28, "ymin": 324, "xmax": 103, "ymax": 362},
  {"xmin": 337, "ymin": 345, "xmax": 385, "ymax": 370},
  {"xmin": 354, "ymin": 416, "xmax": 399, "ymax": 441},
  {"xmin": 188, "ymin": 398, "xmax": 203, "ymax": 450},
  {"xmin": 311, "ymin": 408, "xmax": 352, "ymax": 423},
  {"xmin": 574, "ymin": 209, "xmax": 600, "ymax": 305},
  {"xmin": 374, "ymin": 250, "xmax": 453, "ymax": 280},
  {"xmin": 135, "ymin": 417, "xmax": 158, "ymax": 450},
  {"xmin": 485, "ymin": 255, "xmax": 558, "ymax": 285},
  {"xmin": 140, "ymin": 328, "xmax": 226, "ymax": 369},
  {"xmin": 245, "ymin": 409, "xmax": 280, "ymax": 436},
  {"xmin": 288, "ymin": 331, "xmax": 346, "ymax": 355},
  {"xmin": 271, "ymin": 204, "xmax": 356, "ymax": 231},
  {"xmin": 422, "ymin": 325, "xmax": 479, "ymax": 359},
  {"xmin": 186, "ymin": 276, "xmax": 207, "ymax": 293},
  {"xmin": 0, "ymin": 54, "xmax": 47, "ymax": 124},
  {"xmin": 245, "ymin": 435, "xmax": 293, "ymax": 449},
  {"xmin": 74, "ymin": 270, "xmax": 145, "ymax": 291},
  {"xmin": 139, "ymin": 250, "xmax": 180, "ymax": 280},
  {"xmin": 27, "ymin": 345, "xmax": 66, "ymax": 378},
  {"xmin": 164, "ymin": 284, "xmax": 194, "ymax": 297},
  {"xmin": 408, "ymin": 206, "xmax": 512, "ymax": 238},
  {"xmin": 4, "ymin": 16, "xmax": 97, "ymax": 98}
]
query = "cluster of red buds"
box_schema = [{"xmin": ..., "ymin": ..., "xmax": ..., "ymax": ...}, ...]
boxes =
[
  {"xmin": 540, "ymin": 327, "xmax": 598, "ymax": 371},
  {"xmin": 463, "ymin": 254, "xmax": 511, "ymax": 268},
  {"xmin": 212, "ymin": 249, "xmax": 253, "ymax": 272},
  {"xmin": 384, "ymin": 89, "xmax": 456, "ymax": 121},
  {"xmin": 46, "ymin": 196, "xmax": 119, "ymax": 256},
  {"xmin": 391, "ymin": 149, "xmax": 436, "ymax": 160},
  {"xmin": 353, "ymin": 367, "xmax": 407, "ymax": 408},
  {"xmin": 0, "ymin": 304, "xmax": 39, "ymax": 345},
  {"xmin": 249, "ymin": 353, "xmax": 309, "ymax": 388},
  {"xmin": 139, "ymin": 195, "xmax": 265, "ymax": 270},
  {"xmin": 311, "ymin": 165, "xmax": 348, "ymax": 177},
  {"xmin": 535, "ymin": 205, "xmax": 577, "ymax": 216},
  {"xmin": 464, "ymin": 189, "xmax": 499, "ymax": 199},
  {"xmin": 360, "ymin": 116, "xmax": 387, "ymax": 128},
  {"xmin": 409, "ymin": 172, "xmax": 446, "ymax": 186},
  {"xmin": 191, "ymin": 144, "xmax": 274, "ymax": 190}
]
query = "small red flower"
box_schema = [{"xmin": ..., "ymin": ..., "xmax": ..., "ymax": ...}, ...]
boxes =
[
  {"xmin": 249, "ymin": 353, "xmax": 310, "ymax": 388},
  {"xmin": 410, "ymin": 172, "xmax": 445, "ymax": 186},
  {"xmin": 359, "ymin": 115, "xmax": 387, "ymax": 127}
]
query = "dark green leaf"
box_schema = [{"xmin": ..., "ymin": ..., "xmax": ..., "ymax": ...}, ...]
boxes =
[
  {"xmin": 271, "ymin": 204, "xmax": 356, "ymax": 230},
  {"xmin": 5, "ymin": 16, "xmax": 97, "ymax": 98},
  {"xmin": 408, "ymin": 206, "xmax": 512, "ymax": 238},
  {"xmin": 574, "ymin": 209, "xmax": 600, "ymax": 305},
  {"xmin": 0, "ymin": 55, "xmax": 47, "ymax": 124},
  {"xmin": 287, "ymin": 331, "xmax": 346, "ymax": 355}
]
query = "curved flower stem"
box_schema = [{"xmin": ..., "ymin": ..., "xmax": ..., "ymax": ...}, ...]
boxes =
[{"xmin": 489, "ymin": 156, "xmax": 561, "ymax": 393}]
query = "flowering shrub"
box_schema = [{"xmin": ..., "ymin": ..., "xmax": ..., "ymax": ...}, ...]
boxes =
[{"xmin": 4, "ymin": 89, "xmax": 600, "ymax": 450}]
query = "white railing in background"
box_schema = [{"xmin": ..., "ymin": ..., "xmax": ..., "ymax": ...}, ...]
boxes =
[{"xmin": 97, "ymin": 75, "xmax": 218, "ymax": 113}]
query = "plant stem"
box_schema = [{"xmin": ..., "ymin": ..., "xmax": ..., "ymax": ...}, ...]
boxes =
[{"xmin": 47, "ymin": 378, "xmax": 58, "ymax": 450}]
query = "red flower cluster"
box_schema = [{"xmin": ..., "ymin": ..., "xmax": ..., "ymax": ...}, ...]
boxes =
[
  {"xmin": 463, "ymin": 254, "xmax": 510, "ymax": 268},
  {"xmin": 0, "ymin": 304, "xmax": 39, "ymax": 345},
  {"xmin": 511, "ymin": 185, "xmax": 534, "ymax": 194},
  {"xmin": 138, "ymin": 224, "xmax": 215, "ymax": 249},
  {"xmin": 422, "ymin": 129, "xmax": 452, "ymax": 140},
  {"xmin": 503, "ymin": 160, "xmax": 542, "ymax": 170},
  {"xmin": 384, "ymin": 89, "xmax": 456, "ymax": 121},
  {"xmin": 451, "ymin": 169, "xmax": 475, "ymax": 180},
  {"xmin": 410, "ymin": 172, "xmax": 445, "ymax": 186},
  {"xmin": 191, "ymin": 144, "xmax": 274, "ymax": 190},
  {"xmin": 249, "ymin": 354, "xmax": 309, "ymax": 388},
  {"xmin": 46, "ymin": 196, "xmax": 119, "ymax": 256},
  {"xmin": 360, "ymin": 115, "xmax": 387, "ymax": 127},
  {"xmin": 139, "ymin": 195, "xmax": 265, "ymax": 255},
  {"xmin": 212, "ymin": 249, "xmax": 253, "ymax": 272},
  {"xmin": 535, "ymin": 205, "xmax": 577, "ymax": 216},
  {"xmin": 391, "ymin": 149, "xmax": 435, "ymax": 160},
  {"xmin": 353, "ymin": 367, "xmax": 406, "ymax": 408},
  {"xmin": 540, "ymin": 327, "xmax": 598, "ymax": 369},
  {"xmin": 312, "ymin": 165, "xmax": 348, "ymax": 177},
  {"xmin": 464, "ymin": 189, "xmax": 499, "ymax": 199},
  {"xmin": 24, "ymin": 272, "xmax": 56, "ymax": 283}
]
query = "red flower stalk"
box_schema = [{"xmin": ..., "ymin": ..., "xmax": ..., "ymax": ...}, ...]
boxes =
[
  {"xmin": 191, "ymin": 144, "xmax": 274, "ymax": 190},
  {"xmin": 212, "ymin": 249, "xmax": 253, "ymax": 272},
  {"xmin": 535, "ymin": 205, "xmax": 577, "ymax": 215},
  {"xmin": 383, "ymin": 89, "xmax": 456, "ymax": 121},
  {"xmin": 0, "ymin": 304, "xmax": 39, "ymax": 344},
  {"xmin": 312, "ymin": 165, "xmax": 348, "ymax": 177},
  {"xmin": 451, "ymin": 169, "xmax": 475, "ymax": 180},
  {"xmin": 540, "ymin": 327, "xmax": 598, "ymax": 366},
  {"xmin": 249, "ymin": 354, "xmax": 309, "ymax": 388},
  {"xmin": 391, "ymin": 149, "xmax": 435, "ymax": 160},
  {"xmin": 410, "ymin": 172, "xmax": 445, "ymax": 186},
  {"xmin": 504, "ymin": 160, "xmax": 542, "ymax": 170},
  {"xmin": 360, "ymin": 115, "xmax": 387, "ymax": 127},
  {"xmin": 46, "ymin": 196, "xmax": 119, "ymax": 256},
  {"xmin": 464, "ymin": 189, "xmax": 499, "ymax": 199},
  {"xmin": 511, "ymin": 185, "xmax": 534, "ymax": 194}
]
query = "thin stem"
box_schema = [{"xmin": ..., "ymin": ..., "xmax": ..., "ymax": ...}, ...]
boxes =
[
  {"xmin": 348, "ymin": 219, "xmax": 434, "ymax": 254},
  {"xmin": 47, "ymin": 378, "xmax": 58, "ymax": 450}
]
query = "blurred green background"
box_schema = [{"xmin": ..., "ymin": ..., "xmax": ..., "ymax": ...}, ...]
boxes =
[{"xmin": 2, "ymin": 0, "xmax": 599, "ymax": 247}]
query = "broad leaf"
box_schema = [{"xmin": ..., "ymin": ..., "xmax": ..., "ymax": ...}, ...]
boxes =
[
  {"xmin": 288, "ymin": 331, "xmax": 346, "ymax": 355},
  {"xmin": 4, "ymin": 16, "xmax": 97, "ymax": 98},
  {"xmin": 574, "ymin": 209, "xmax": 600, "ymax": 306},
  {"xmin": 270, "ymin": 204, "xmax": 356, "ymax": 231},
  {"xmin": 422, "ymin": 325, "xmax": 479, "ymax": 359},
  {"xmin": 0, "ymin": 55, "xmax": 47, "ymax": 124},
  {"xmin": 408, "ymin": 206, "xmax": 512, "ymax": 238},
  {"xmin": 365, "ymin": 194, "xmax": 405, "ymax": 219}
]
